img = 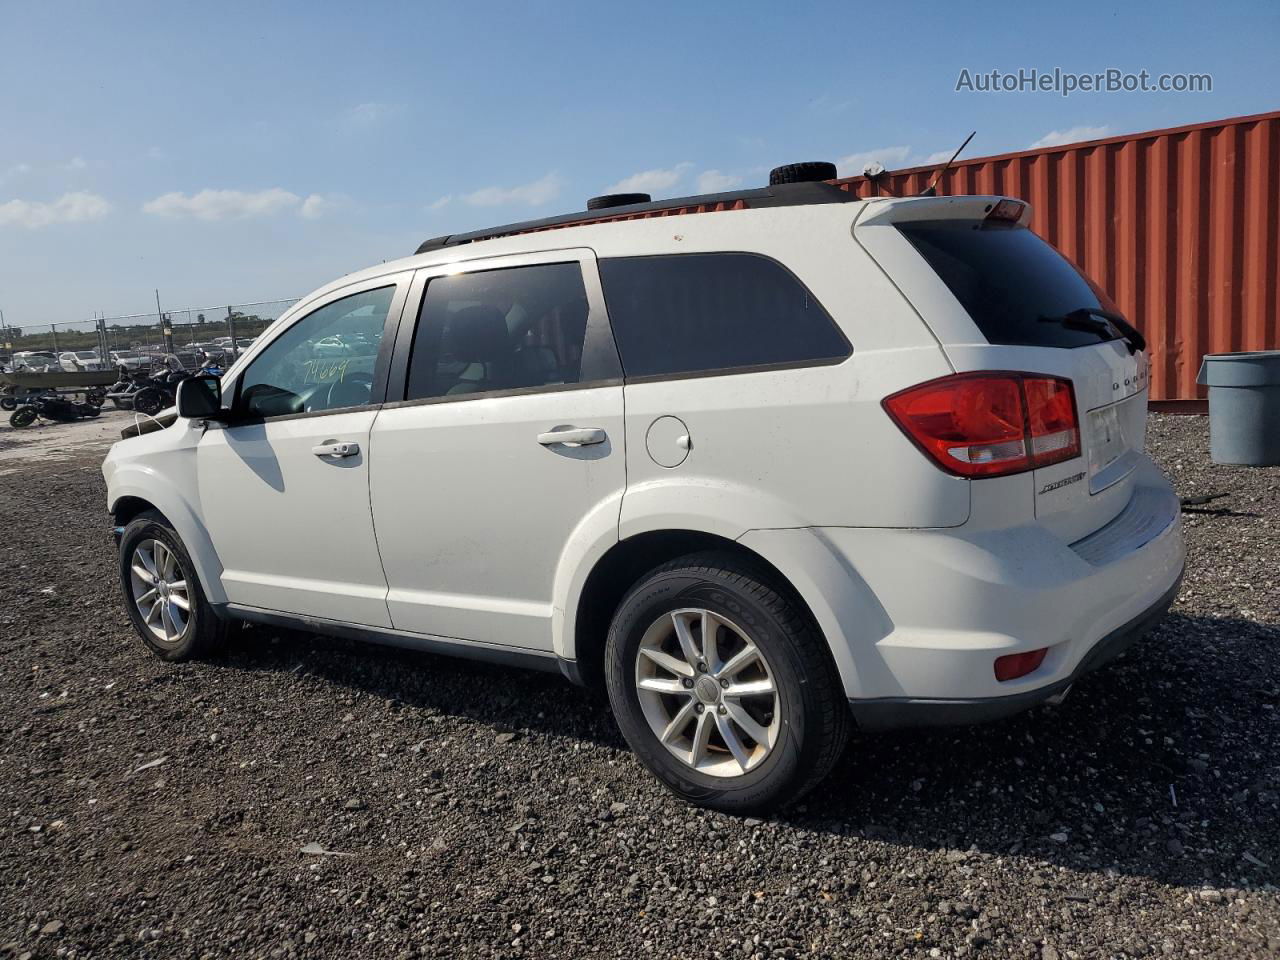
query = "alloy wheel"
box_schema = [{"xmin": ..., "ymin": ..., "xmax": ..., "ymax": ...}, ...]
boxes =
[
  {"xmin": 634, "ymin": 607, "xmax": 780, "ymax": 778},
  {"xmin": 129, "ymin": 538, "xmax": 191, "ymax": 645}
]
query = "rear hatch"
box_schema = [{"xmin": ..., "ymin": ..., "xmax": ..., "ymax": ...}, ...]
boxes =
[{"xmin": 855, "ymin": 196, "xmax": 1147, "ymax": 542}]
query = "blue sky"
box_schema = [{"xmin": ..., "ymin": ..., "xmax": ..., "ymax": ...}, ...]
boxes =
[{"xmin": 1, "ymin": 0, "xmax": 1276, "ymax": 326}]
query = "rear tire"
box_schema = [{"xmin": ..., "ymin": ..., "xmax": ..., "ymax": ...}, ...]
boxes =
[
  {"xmin": 119, "ymin": 510, "xmax": 227, "ymax": 661},
  {"xmin": 605, "ymin": 551, "xmax": 849, "ymax": 814}
]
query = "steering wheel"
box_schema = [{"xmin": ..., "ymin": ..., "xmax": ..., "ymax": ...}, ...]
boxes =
[{"xmin": 323, "ymin": 371, "xmax": 374, "ymax": 410}]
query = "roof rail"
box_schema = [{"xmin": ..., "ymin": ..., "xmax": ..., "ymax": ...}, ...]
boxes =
[{"xmin": 415, "ymin": 180, "xmax": 857, "ymax": 254}]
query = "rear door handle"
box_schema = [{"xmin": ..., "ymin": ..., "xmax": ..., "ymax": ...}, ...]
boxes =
[
  {"xmin": 312, "ymin": 440, "xmax": 360, "ymax": 459},
  {"xmin": 537, "ymin": 427, "xmax": 606, "ymax": 446}
]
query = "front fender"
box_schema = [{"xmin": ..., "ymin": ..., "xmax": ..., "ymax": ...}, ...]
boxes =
[{"xmin": 106, "ymin": 462, "xmax": 227, "ymax": 606}]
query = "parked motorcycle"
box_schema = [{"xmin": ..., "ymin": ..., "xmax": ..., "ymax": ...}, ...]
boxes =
[
  {"xmin": 105, "ymin": 357, "xmax": 223, "ymax": 416},
  {"xmin": 104, "ymin": 369, "xmax": 152, "ymax": 411},
  {"xmin": 9, "ymin": 393, "xmax": 103, "ymax": 428},
  {"xmin": 130, "ymin": 368, "xmax": 189, "ymax": 416}
]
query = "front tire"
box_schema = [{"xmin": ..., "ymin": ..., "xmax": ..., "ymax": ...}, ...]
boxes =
[
  {"xmin": 119, "ymin": 511, "xmax": 227, "ymax": 661},
  {"xmin": 605, "ymin": 551, "xmax": 850, "ymax": 814},
  {"xmin": 9, "ymin": 405, "xmax": 38, "ymax": 428}
]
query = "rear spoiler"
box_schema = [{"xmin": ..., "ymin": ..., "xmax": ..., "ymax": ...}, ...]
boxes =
[{"xmin": 856, "ymin": 195, "xmax": 1032, "ymax": 228}]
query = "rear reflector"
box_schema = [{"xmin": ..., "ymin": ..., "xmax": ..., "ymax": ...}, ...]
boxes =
[
  {"xmin": 882, "ymin": 372, "xmax": 1081, "ymax": 478},
  {"xmin": 994, "ymin": 647, "xmax": 1048, "ymax": 682}
]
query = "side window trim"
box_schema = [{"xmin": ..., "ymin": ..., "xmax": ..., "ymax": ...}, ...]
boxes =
[
  {"xmin": 223, "ymin": 273, "xmax": 412, "ymax": 425},
  {"xmin": 383, "ymin": 249, "xmax": 622, "ymax": 407}
]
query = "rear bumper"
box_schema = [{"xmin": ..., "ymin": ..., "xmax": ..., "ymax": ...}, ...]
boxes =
[
  {"xmin": 739, "ymin": 458, "xmax": 1185, "ymax": 715},
  {"xmin": 847, "ymin": 570, "xmax": 1181, "ymax": 730}
]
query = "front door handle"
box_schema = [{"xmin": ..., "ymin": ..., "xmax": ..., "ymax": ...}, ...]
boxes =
[
  {"xmin": 537, "ymin": 427, "xmax": 606, "ymax": 447},
  {"xmin": 312, "ymin": 440, "xmax": 360, "ymax": 459}
]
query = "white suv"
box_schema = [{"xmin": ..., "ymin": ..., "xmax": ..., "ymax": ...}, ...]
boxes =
[{"xmin": 103, "ymin": 165, "xmax": 1184, "ymax": 812}]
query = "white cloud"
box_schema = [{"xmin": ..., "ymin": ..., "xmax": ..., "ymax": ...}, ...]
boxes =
[
  {"xmin": 2, "ymin": 162, "xmax": 32, "ymax": 182},
  {"xmin": 62, "ymin": 156, "xmax": 87, "ymax": 171},
  {"xmin": 603, "ymin": 162, "xmax": 693, "ymax": 195},
  {"xmin": 0, "ymin": 191, "xmax": 112, "ymax": 229},
  {"xmin": 696, "ymin": 169, "xmax": 742, "ymax": 193},
  {"xmin": 142, "ymin": 187, "xmax": 302, "ymax": 220},
  {"xmin": 463, "ymin": 173, "xmax": 562, "ymax": 208},
  {"xmin": 919, "ymin": 149, "xmax": 956, "ymax": 165},
  {"xmin": 1030, "ymin": 125, "xmax": 1111, "ymax": 149},
  {"xmin": 427, "ymin": 195, "xmax": 452, "ymax": 211},
  {"xmin": 807, "ymin": 95, "xmax": 853, "ymax": 114},
  {"xmin": 835, "ymin": 146, "xmax": 912, "ymax": 178},
  {"xmin": 339, "ymin": 102, "xmax": 403, "ymax": 130},
  {"xmin": 300, "ymin": 193, "xmax": 342, "ymax": 219}
]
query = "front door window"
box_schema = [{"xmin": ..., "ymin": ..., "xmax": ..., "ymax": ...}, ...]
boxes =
[{"xmin": 237, "ymin": 286, "xmax": 394, "ymax": 418}]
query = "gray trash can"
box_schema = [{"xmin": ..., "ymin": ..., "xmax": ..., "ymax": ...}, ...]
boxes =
[{"xmin": 1196, "ymin": 351, "xmax": 1280, "ymax": 466}]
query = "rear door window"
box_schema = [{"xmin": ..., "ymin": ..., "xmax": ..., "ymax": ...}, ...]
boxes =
[
  {"xmin": 598, "ymin": 253, "xmax": 849, "ymax": 379},
  {"xmin": 897, "ymin": 220, "xmax": 1124, "ymax": 348},
  {"xmin": 405, "ymin": 262, "xmax": 596, "ymax": 401}
]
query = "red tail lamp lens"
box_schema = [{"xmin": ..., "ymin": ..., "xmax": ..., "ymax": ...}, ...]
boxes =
[
  {"xmin": 883, "ymin": 372, "xmax": 1080, "ymax": 478},
  {"xmin": 1023, "ymin": 377, "xmax": 1081, "ymax": 464},
  {"xmin": 994, "ymin": 647, "xmax": 1049, "ymax": 682}
]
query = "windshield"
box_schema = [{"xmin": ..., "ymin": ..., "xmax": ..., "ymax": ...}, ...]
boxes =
[
  {"xmin": 76, "ymin": 352, "xmax": 98, "ymax": 359},
  {"xmin": 897, "ymin": 220, "xmax": 1125, "ymax": 348}
]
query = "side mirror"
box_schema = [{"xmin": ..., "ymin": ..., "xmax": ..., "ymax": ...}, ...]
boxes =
[{"xmin": 176, "ymin": 374, "xmax": 226, "ymax": 420}]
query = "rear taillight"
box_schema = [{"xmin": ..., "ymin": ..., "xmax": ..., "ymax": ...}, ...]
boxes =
[{"xmin": 883, "ymin": 372, "xmax": 1080, "ymax": 478}]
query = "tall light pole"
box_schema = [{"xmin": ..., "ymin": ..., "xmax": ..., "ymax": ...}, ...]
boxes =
[{"xmin": 156, "ymin": 289, "xmax": 174, "ymax": 355}]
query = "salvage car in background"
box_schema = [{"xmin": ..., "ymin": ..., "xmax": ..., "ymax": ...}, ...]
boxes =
[{"xmin": 59, "ymin": 350, "xmax": 107, "ymax": 372}]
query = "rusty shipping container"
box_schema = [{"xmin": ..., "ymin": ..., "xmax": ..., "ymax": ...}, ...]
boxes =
[{"xmin": 836, "ymin": 110, "xmax": 1280, "ymax": 404}]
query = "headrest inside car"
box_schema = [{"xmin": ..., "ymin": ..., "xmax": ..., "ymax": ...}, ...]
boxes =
[{"xmin": 442, "ymin": 306, "xmax": 511, "ymax": 362}]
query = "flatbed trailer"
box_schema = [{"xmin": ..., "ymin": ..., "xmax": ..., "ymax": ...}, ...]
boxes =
[{"xmin": 0, "ymin": 370, "xmax": 117, "ymax": 408}]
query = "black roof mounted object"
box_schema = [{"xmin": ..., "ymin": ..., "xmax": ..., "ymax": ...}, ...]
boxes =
[
  {"xmin": 587, "ymin": 192, "xmax": 651, "ymax": 210},
  {"xmin": 769, "ymin": 161, "xmax": 838, "ymax": 185},
  {"xmin": 415, "ymin": 180, "xmax": 857, "ymax": 255}
]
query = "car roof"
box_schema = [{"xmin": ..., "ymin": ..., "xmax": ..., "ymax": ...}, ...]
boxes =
[
  {"xmin": 293, "ymin": 188, "xmax": 892, "ymax": 314},
  {"xmin": 279, "ymin": 190, "xmax": 1005, "ymax": 334}
]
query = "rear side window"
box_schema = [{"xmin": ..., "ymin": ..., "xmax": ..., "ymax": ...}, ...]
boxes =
[
  {"xmin": 406, "ymin": 262, "xmax": 593, "ymax": 401},
  {"xmin": 598, "ymin": 253, "xmax": 849, "ymax": 379},
  {"xmin": 897, "ymin": 220, "xmax": 1123, "ymax": 348}
]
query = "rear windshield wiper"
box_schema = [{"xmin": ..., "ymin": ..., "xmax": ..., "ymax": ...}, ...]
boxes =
[{"xmin": 1038, "ymin": 307, "xmax": 1146, "ymax": 355}]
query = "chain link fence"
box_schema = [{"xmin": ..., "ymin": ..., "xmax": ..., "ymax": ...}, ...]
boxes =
[{"xmin": 1, "ymin": 299, "xmax": 299, "ymax": 372}]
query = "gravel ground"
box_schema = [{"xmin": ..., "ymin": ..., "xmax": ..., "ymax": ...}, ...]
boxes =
[{"xmin": 0, "ymin": 413, "xmax": 1277, "ymax": 959}]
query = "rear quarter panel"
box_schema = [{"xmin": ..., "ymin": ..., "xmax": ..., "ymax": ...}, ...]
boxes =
[{"xmin": 605, "ymin": 207, "xmax": 969, "ymax": 533}]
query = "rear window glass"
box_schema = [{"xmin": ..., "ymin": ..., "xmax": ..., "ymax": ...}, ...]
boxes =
[
  {"xmin": 598, "ymin": 253, "xmax": 849, "ymax": 379},
  {"xmin": 897, "ymin": 221, "xmax": 1123, "ymax": 348}
]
